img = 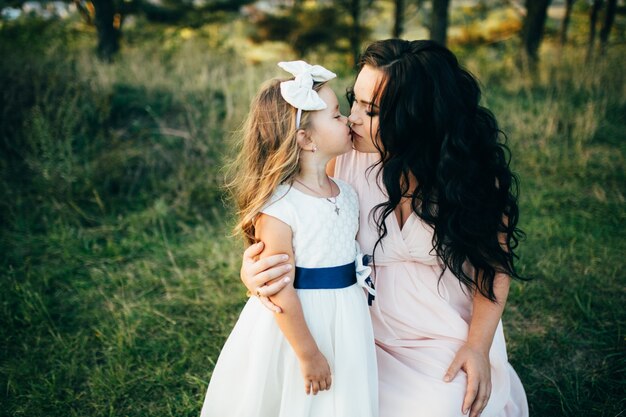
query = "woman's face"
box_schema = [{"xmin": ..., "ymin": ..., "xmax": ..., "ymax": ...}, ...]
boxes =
[{"xmin": 348, "ymin": 65, "xmax": 383, "ymax": 153}]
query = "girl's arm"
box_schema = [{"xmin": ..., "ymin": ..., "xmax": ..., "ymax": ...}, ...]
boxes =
[
  {"xmin": 444, "ymin": 272, "xmax": 510, "ymax": 417},
  {"xmin": 255, "ymin": 213, "xmax": 332, "ymax": 395}
]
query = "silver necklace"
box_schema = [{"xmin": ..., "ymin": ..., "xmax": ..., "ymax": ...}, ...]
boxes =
[{"xmin": 294, "ymin": 178, "xmax": 340, "ymax": 215}]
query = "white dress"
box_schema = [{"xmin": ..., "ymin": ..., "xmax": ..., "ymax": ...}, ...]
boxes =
[{"xmin": 200, "ymin": 178, "xmax": 378, "ymax": 417}]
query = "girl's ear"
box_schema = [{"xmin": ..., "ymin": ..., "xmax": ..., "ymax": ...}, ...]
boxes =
[{"xmin": 295, "ymin": 129, "xmax": 312, "ymax": 151}]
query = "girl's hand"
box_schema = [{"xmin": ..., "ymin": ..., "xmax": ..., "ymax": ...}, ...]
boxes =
[
  {"xmin": 241, "ymin": 242, "xmax": 292, "ymax": 313},
  {"xmin": 444, "ymin": 344, "xmax": 492, "ymax": 417},
  {"xmin": 299, "ymin": 350, "xmax": 332, "ymax": 395}
]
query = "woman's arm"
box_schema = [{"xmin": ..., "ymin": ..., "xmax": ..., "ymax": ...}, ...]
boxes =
[
  {"xmin": 444, "ymin": 272, "xmax": 510, "ymax": 417},
  {"xmin": 240, "ymin": 242, "xmax": 291, "ymax": 313},
  {"xmin": 445, "ymin": 218, "xmax": 516, "ymax": 417},
  {"xmin": 255, "ymin": 214, "xmax": 332, "ymax": 395}
]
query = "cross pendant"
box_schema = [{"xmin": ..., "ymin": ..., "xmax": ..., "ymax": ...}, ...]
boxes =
[{"xmin": 334, "ymin": 206, "xmax": 340, "ymax": 215}]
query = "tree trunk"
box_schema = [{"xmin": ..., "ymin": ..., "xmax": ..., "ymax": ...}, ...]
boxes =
[
  {"xmin": 560, "ymin": 0, "xmax": 575, "ymax": 45},
  {"xmin": 587, "ymin": 0, "xmax": 603, "ymax": 61},
  {"xmin": 393, "ymin": 0, "xmax": 405, "ymax": 38},
  {"xmin": 599, "ymin": 0, "xmax": 617, "ymax": 53},
  {"xmin": 521, "ymin": 0, "xmax": 552, "ymax": 61},
  {"xmin": 430, "ymin": 0, "xmax": 450, "ymax": 46},
  {"xmin": 349, "ymin": 0, "xmax": 362, "ymax": 67},
  {"xmin": 92, "ymin": 0, "xmax": 120, "ymax": 61}
]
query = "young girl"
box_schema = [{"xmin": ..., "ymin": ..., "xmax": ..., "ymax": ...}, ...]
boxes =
[{"xmin": 200, "ymin": 61, "xmax": 378, "ymax": 417}]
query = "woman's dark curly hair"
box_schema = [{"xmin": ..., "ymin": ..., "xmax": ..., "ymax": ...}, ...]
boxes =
[{"xmin": 358, "ymin": 39, "xmax": 526, "ymax": 302}]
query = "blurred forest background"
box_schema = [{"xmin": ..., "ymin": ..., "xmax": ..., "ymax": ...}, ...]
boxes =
[{"xmin": 0, "ymin": 0, "xmax": 624, "ymax": 416}]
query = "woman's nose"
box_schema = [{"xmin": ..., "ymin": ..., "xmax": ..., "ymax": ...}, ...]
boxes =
[{"xmin": 348, "ymin": 113, "xmax": 360, "ymax": 125}]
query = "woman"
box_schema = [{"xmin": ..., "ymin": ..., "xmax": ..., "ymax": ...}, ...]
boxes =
[{"xmin": 239, "ymin": 39, "xmax": 528, "ymax": 417}]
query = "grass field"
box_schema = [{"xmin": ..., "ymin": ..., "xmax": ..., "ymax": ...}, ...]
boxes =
[{"xmin": 1, "ymin": 17, "xmax": 625, "ymax": 417}]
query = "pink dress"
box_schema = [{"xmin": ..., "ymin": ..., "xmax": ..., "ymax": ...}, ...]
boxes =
[{"xmin": 335, "ymin": 149, "xmax": 528, "ymax": 417}]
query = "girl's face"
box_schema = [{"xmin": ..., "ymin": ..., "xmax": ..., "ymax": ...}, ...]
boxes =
[
  {"xmin": 348, "ymin": 65, "xmax": 383, "ymax": 153},
  {"xmin": 308, "ymin": 85, "xmax": 352, "ymax": 157}
]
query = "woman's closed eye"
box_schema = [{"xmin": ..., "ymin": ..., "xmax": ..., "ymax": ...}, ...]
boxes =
[{"xmin": 347, "ymin": 88, "xmax": 379, "ymax": 118}]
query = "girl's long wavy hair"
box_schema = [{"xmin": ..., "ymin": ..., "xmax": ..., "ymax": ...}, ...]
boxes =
[
  {"xmin": 361, "ymin": 39, "xmax": 527, "ymax": 302},
  {"xmin": 228, "ymin": 78, "xmax": 324, "ymax": 244}
]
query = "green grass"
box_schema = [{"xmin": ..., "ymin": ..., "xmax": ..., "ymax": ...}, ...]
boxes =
[{"xmin": 1, "ymin": 18, "xmax": 625, "ymax": 417}]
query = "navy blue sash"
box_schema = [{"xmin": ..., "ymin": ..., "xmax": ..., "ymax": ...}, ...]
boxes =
[{"xmin": 294, "ymin": 262, "xmax": 356, "ymax": 290}]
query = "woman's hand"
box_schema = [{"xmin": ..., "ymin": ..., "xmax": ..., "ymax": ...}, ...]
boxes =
[
  {"xmin": 299, "ymin": 350, "xmax": 332, "ymax": 395},
  {"xmin": 241, "ymin": 242, "xmax": 292, "ymax": 313},
  {"xmin": 444, "ymin": 344, "xmax": 492, "ymax": 417}
]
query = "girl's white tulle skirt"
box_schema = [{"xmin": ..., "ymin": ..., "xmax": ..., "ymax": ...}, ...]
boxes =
[{"xmin": 200, "ymin": 284, "xmax": 378, "ymax": 417}]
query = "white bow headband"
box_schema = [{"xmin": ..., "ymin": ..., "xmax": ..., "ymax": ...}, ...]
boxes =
[{"xmin": 278, "ymin": 60, "xmax": 336, "ymax": 129}]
